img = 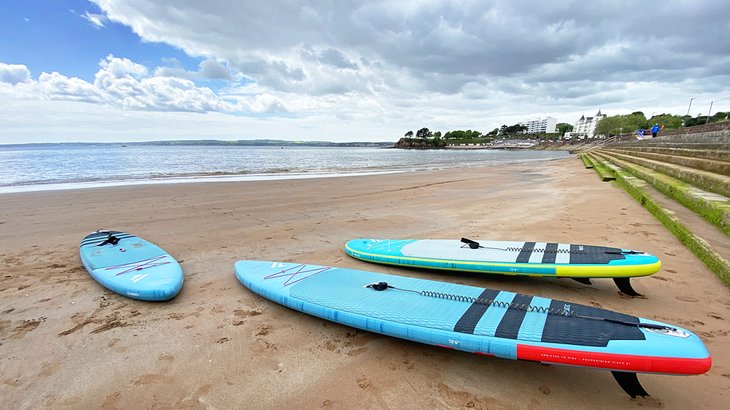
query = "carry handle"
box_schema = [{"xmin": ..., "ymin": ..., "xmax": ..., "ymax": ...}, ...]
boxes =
[{"xmin": 460, "ymin": 237, "xmax": 481, "ymax": 249}]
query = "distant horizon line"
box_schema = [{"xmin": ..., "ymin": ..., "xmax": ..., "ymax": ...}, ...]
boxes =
[{"xmin": 0, "ymin": 139, "xmax": 397, "ymax": 147}]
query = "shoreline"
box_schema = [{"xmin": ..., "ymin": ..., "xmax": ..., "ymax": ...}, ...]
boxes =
[
  {"xmin": 1, "ymin": 157, "xmax": 727, "ymax": 408},
  {"xmin": 0, "ymin": 154, "xmax": 568, "ymax": 195}
]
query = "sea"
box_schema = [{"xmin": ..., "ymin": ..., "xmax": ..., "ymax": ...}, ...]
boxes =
[{"xmin": 0, "ymin": 144, "xmax": 569, "ymax": 194}]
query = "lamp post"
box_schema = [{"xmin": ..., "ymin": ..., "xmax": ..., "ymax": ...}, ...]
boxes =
[
  {"xmin": 686, "ymin": 97, "xmax": 695, "ymax": 116},
  {"xmin": 706, "ymin": 101, "xmax": 714, "ymax": 124},
  {"xmin": 706, "ymin": 96, "xmax": 729, "ymax": 124}
]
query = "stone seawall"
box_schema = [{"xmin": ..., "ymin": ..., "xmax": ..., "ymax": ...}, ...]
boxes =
[{"xmin": 579, "ymin": 123, "xmax": 730, "ymax": 286}]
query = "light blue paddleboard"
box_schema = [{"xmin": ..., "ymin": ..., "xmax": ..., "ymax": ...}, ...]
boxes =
[
  {"xmin": 79, "ymin": 230, "xmax": 183, "ymax": 301},
  {"xmin": 235, "ymin": 260, "xmax": 711, "ymax": 397}
]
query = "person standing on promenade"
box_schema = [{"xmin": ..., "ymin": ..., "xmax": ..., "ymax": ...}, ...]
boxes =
[{"xmin": 651, "ymin": 123, "xmax": 661, "ymax": 138}]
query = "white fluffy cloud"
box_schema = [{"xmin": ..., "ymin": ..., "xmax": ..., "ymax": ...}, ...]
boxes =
[
  {"xmin": 0, "ymin": 63, "xmax": 32, "ymax": 85},
  {"xmin": 1, "ymin": 56, "xmax": 237, "ymax": 113}
]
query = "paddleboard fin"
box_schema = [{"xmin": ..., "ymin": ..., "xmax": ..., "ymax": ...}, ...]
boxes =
[
  {"xmin": 611, "ymin": 371, "xmax": 649, "ymax": 398},
  {"xmin": 613, "ymin": 278, "xmax": 642, "ymax": 297},
  {"xmin": 570, "ymin": 277, "xmax": 592, "ymax": 285},
  {"xmin": 460, "ymin": 237, "xmax": 481, "ymax": 249}
]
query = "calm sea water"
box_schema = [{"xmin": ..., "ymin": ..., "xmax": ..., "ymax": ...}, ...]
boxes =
[{"xmin": 0, "ymin": 144, "xmax": 569, "ymax": 193}]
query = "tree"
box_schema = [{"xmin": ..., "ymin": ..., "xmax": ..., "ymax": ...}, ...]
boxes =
[
  {"xmin": 487, "ymin": 128, "xmax": 499, "ymax": 136},
  {"xmin": 650, "ymin": 113, "xmax": 683, "ymax": 129},
  {"xmin": 501, "ymin": 123, "xmax": 527, "ymax": 135},
  {"xmin": 405, "ymin": 130, "xmax": 413, "ymax": 138},
  {"xmin": 433, "ymin": 131, "xmax": 442, "ymax": 139},
  {"xmin": 593, "ymin": 112, "xmax": 649, "ymax": 136},
  {"xmin": 594, "ymin": 115, "xmax": 624, "ymax": 136},
  {"xmin": 416, "ymin": 127, "xmax": 432, "ymax": 139},
  {"xmin": 556, "ymin": 123, "xmax": 574, "ymax": 136}
]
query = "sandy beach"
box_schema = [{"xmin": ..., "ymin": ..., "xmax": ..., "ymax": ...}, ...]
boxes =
[{"xmin": 1, "ymin": 156, "xmax": 728, "ymax": 409}]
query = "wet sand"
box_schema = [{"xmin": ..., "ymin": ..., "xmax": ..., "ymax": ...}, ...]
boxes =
[{"xmin": 1, "ymin": 157, "xmax": 728, "ymax": 408}]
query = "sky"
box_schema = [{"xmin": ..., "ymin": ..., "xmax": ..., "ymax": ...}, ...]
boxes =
[{"xmin": 1, "ymin": 0, "xmax": 729, "ymax": 143}]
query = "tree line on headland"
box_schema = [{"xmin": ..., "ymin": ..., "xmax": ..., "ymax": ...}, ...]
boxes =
[
  {"xmin": 396, "ymin": 124, "xmax": 573, "ymax": 148},
  {"xmin": 397, "ymin": 110, "xmax": 729, "ymax": 148}
]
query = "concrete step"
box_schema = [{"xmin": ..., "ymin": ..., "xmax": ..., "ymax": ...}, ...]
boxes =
[
  {"xmin": 653, "ymin": 130, "xmax": 730, "ymax": 144},
  {"xmin": 613, "ymin": 142, "xmax": 730, "ymax": 151},
  {"xmin": 594, "ymin": 151, "xmax": 730, "ymax": 237},
  {"xmin": 578, "ymin": 153, "xmax": 593, "ymax": 168},
  {"xmin": 584, "ymin": 153, "xmax": 614, "ymax": 181},
  {"xmin": 599, "ymin": 146, "xmax": 730, "ymax": 162},
  {"xmin": 591, "ymin": 155, "xmax": 730, "ymax": 286},
  {"xmin": 599, "ymin": 150, "xmax": 730, "ymax": 198},
  {"xmin": 603, "ymin": 148, "xmax": 730, "ymax": 176}
]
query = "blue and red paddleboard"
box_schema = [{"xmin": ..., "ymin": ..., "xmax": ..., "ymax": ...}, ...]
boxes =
[
  {"xmin": 234, "ymin": 260, "xmax": 710, "ymax": 397},
  {"xmin": 80, "ymin": 230, "xmax": 183, "ymax": 301}
]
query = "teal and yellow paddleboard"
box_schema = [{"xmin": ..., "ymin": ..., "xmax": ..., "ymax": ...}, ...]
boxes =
[{"xmin": 345, "ymin": 238, "xmax": 661, "ymax": 295}]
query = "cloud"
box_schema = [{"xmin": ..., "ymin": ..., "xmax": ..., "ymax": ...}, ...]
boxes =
[
  {"xmin": 81, "ymin": 11, "xmax": 108, "ymax": 28},
  {"xmin": 154, "ymin": 59, "xmax": 238, "ymax": 81},
  {"xmin": 1, "ymin": 56, "xmax": 236, "ymax": 113},
  {"xmin": 0, "ymin": 63, "xmax": 32, "ymax": 85},
  {"xmin": 301, "ymin": 45, "xmax": 358, "ymax": 70},
  {"xmin": 88, "ymin": 0, "xmax": 730, "ymax": 104}
]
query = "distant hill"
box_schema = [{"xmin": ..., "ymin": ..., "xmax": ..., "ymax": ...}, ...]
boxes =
[
  {"xmin": 138, "ymin": 139, "xmax": 394, "ymax": 148},
  {"xmin": 1, "ymin": 139, "xmax": 395, "ymax": 148}
]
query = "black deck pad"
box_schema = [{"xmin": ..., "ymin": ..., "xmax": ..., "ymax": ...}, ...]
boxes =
[
  {"xmin": 540, "ymin": 243, "xmax": 559, "ymax": 264},
  {"xmin": 569, "ymin": 244, "xmax": 626, "ymax": 264},
  {"xmin": 494, "ymin": 294, "xmax": 534, "ymax": 339},
  {"xmin": 541, "ymin": 300, "xmax": 645, "ymax": 347},
  {"xmin": 453, "ymin": 289, "xmax": 501, "ymax": 334},
  {"xmin": 515, "ymin": 242, "xmax": 536, "ymax": 263}
]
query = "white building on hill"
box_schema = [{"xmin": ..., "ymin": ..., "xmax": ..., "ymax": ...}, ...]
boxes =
[
  {"xmin": 565, "ymin": 110, "xmax": 607, "ymax": 139},
  {"xmin": 520, "ymin": 116, "xmax": 557, "ymax": 134}
]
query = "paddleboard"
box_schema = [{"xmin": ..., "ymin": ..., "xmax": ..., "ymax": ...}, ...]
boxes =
[
  {"xmin": 234, "ymin": 260, "xmax": 710, "ymax": 397},
  {"xmin": 80, "ymin": 230, "xmax": 183, "ymax": 301},
  {"xmin": 345, "ymin": 238, "xmax": 662, "ymax": 295}
]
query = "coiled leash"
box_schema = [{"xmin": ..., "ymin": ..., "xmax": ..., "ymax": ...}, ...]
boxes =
[{"xmin": 365, "ymin": 281, "xmax": 673, "ymax": 331}]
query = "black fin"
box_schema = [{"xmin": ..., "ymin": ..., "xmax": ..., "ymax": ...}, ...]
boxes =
[
  {"xmin": 614, "ymin": 278, "xmax": 642, "ymax": 297},
  {"xmin": 611, "ymin": 372, "xmax": 649, "ymax": 398},
  {"xmin": 570, "ymin": 277, "xmax": 592, "ymax": 285}
]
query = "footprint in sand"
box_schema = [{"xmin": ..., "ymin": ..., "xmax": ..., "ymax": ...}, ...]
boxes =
[
  {"xmin": 356, "ymin": 376, "xmax": 372, "ymax": 389},
  {"xmin": 132, "ymin": 373, "xmax": 172, "ymax": 386},
  {"xmin": 158, "ymin": 353, "xmax": 174, "ymax": 361},
  {"xmin": 632, "ymin": 396, "xmax": 663, "ymax": 408},
  {"xmin": 38, "ymin": 361, "xmax": 61, "ymax": 377},
  {"xmin": 7, "ymin": 317, "xmax": 46, "ymax": 339},
  {"xmin": 675, "ymin": 295, "xmax": 699, "ymax": 303},
  {"xmin": 108, "ymin": 338, "xmax": 127, "ymax": 353},
  {"xmin": 436, "ymin": 382, "xmax": 493, "ymax": 408},
  {"xmin": 101, "ymin": 392, "xmax": 121, "ymax": 410}
]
